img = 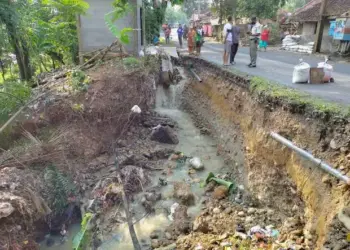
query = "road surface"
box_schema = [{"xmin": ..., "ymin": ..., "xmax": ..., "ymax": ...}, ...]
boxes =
[{"xmin": 166, "ymin": 30, "xmax": 350, "ymax": 105}]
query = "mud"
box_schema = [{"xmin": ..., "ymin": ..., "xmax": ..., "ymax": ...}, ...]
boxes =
[{"xmin": 180, "ymin": 56, "xmax": 350, "ymax": 249}]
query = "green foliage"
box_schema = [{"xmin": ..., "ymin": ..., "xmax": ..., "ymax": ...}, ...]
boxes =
[
  {"xmin": 283, "ymin": 0, "xmax": 307, "ymax": 11},
  {"xmin": 0, "ymin": 81, "xmax": 31, "ymax": 115},
  {"xmin": 211, "ymin": 0, "xmax": 237, "ymax": 23},
  {"xmin": 182, "ymin": 0, "xmax": 209, "ymax": 18},
  {"xmin": 73, "ymin": 212, "xmax": 94, "ymax": 250},
  {"xmin": 105, "ymin": 0, "xmax": 133, "ymax": 44},
  {"xmin": 266, "ymin": 23, "xmax": 280, "ymax": 45},
  {"xmin": 165, "ymin": 5, "xmax": 188, "ymax": 24},
  {"xmin": 237, "ymin": 0, "xmax": 286, "ymax": 19},
  {"xmin": 44, "ymin": 165, "xmax": 76, "ymax": 215},
  {"xmin": 123, "ymin": 57, "xmax": 141, "ymax": 68},
  {"xmin": 68, "ymin": 70, "xmax": 90, "ymax": 92},
  {"xmin": 144, "ymin": 0, "xmax": 167, "ymax": 43},
  {"xmin": 250, "ymin": 76, "xmax": 350, "ymax": 117}
]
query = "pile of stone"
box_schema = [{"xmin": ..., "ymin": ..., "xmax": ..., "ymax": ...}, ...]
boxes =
[{"xmin": 281, "ymin": 35, "xmax": 314, "ymax": 54}]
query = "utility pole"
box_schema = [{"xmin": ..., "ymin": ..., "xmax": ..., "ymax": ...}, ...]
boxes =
[{"xmin": 313, "ymin": 0, "xmax": 328, "ymax": 53}]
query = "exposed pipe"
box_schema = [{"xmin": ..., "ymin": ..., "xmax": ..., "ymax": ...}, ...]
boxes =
[
  {"xmin": 270, "ymin": 132, "xmax": 350, "ymax": 185},
  {"xmin": 189, "ymin": 68, "xmax": 202, "ymax": 82}
]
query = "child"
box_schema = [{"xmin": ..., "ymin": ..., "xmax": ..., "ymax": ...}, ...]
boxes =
[
  {"xmin": 195, "ymin": 28, "xmax": 202, "ymax": 55},
  {"xmin": 259, "ymin": 26, "xmax": 269, "ymax": 52},
  {"xmin": 153, "ymin": 34, "xmax": 160, "ymax": 46},
  {"xmin": 188, "ymin": 27, "xmax": 196, "ymax": 54}
]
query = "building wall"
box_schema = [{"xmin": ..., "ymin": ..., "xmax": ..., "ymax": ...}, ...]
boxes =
[
  {"xmin": 79, "ymin": 0, "xmax": 140, "ymax": 54},
  {"xmin": 300, "ymin": 21, "xmax": 339, "ymax": 52}
]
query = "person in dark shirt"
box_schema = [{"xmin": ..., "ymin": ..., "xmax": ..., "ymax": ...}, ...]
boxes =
[
  {"xmin": 177, "ymin": 24, "xmax": 184, "ymax": 47},
  {"xmin": 230, "ymin": 25, "xmax": 240, "ymax": 65}
]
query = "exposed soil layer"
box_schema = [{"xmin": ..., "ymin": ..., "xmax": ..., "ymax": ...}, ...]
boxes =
[
  {"xmin": 0, "ymin": 59, "xmax": 169, "ymax": 249},
  {"xmin": 180, "ymin": 56, "xmax": 350, "ymax": 249}
]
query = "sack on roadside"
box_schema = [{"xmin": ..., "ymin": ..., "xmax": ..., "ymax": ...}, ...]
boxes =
[
  {"xmin": 317, "ymin": 57, "xmax": 333, "ymax": 82},
  {"xmin": 292, "ymin": 59, "xmax": 310, "ymax": 84}
]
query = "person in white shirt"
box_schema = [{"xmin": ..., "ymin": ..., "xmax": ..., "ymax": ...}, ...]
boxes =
[
  {"xmin": 247, "ymin": 17, "xmax": 261, "ymax": 67},
  {"xmin": 222, "ymin": 16, "xmax": 233, "ymax": 66}
]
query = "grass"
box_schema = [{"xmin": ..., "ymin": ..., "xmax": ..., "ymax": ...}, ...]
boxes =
[{"xmin": 249, "ymin": 76, "xmax": 350, "ymax": 118}]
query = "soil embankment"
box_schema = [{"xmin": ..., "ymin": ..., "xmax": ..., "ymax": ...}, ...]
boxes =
[{"xmin": 179, "ymin": 56, "xmax": 350, "ymax": 249}]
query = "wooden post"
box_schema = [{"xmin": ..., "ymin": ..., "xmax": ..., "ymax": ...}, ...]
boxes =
[{"xmin": 313, "ymin": 0, "xmax": 328, "ymax": 53}]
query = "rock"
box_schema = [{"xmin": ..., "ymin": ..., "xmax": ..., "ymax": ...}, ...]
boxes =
[
  {"xmin": 322, "ymin": 175, "xmax": 331, "ymax": 184},
  {"xmin": 247, "ymin": 207, "xmax": 256, "ymax": 215},
  {"xmin": 145, "ymin": 191, "xmax": 161, "ymax": 202},
  {"xmin": 238, "ymin": 211, "xmax": 245, "ymax": 217},
  {"xmin": 189, "ymin": 157, "xmax": 204, "ymax": 170},
  {"xmin": 212, "ymin": 186, "xmax": 229, "ymax": 200},
  {"xmin": 330, "ymin": 139, "xmax": 338, "ymax": 150},
  {"xmin": 151, "ymin": 239, "xmax": 160, "ymax": 248},
  {"xmin": 193, "ymin": 217, "xmax": 209, "ymax": 233},
  {"xmin": 173, "ymin": 205, "xmax": 191, "ymax": 234},
  {"xmin": 245, "ymin": 216, "xmax": 254, "ymax": 223},
  {"xmin": 218, "ymin": 233, "xmax": 228, "ymax": 240},
  {"xmin": 338, "ymin": 207, "xmax": 350, "ymax": 230},
  {"xmin": 165, "ymin": 232, "xmax": 172, "ymax": 240},
  {"xmin": 205, "ymin": 181, "xmax": 216, "ymax": 193},
  {"xmin": 333, "ymin": 242, "xmax": 348, "ymax": 250},
  {"xmin": 224, "ymin": 207, "xmax": 232, "ymax": 215},
  {"xmin": 234, "ymin": 232, "xmax": 247, "ymax": 239},
  {"xmin": 291, "ymin": 229, "xmax": 303, "ymax": 236},
  {"xmin": 46, "ymin": 238, "xmax": 55, "ymax": 247},
  {"xmin": 213, "ymin": 207, "xmax": 221, "ymax": 214},
  {"xmin": 154, "ymin": 243, "xmax": 177, "ymax": 250},
  {"xmin": 0, "ymin": 202, "xmax": 15, "ymax": 219},
  {"xmin": 150, "ymin": 126, "xmax": 179, "ymax": 144},
  {"xmin": 267, "ymin": 209, "xmax": 274, "ymax": 216},
  {"xmin": 173, "ymin": 182, "xmax": 195, "ymax": 206},
  {"xmin": 150, "ymin": 230, "xmax": 161, "ymax": 239}
]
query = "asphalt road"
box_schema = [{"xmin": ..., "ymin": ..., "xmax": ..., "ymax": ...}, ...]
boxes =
[
  {"xmin": 165, "ymin": 27, "xmax": 350, "ymax": 105},
  {"xmin": 198, "ymin": 42, "xmax": 350, "ymax": 105}
]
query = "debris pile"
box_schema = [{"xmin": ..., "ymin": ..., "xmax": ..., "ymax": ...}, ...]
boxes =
[{"xmin": 281, "ymin": 35, "xmax": 314, "ymax": 54}]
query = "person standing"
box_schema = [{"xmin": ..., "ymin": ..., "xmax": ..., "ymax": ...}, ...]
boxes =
[
  {"xmin": 230, "ymin": 24, "xmax": 240, "ymax": 65},
  {"xmin": 247, "ymin": 17, "xmax": 261, "ymax": 68},
  {"xmin": 223, "ymin": 16, "xmax": 233, "ymax": 66},
  {"xmin": 165, "ymin": 25, "xmax": 171, "ymax": 44},
  {"xmin": 259, "ymin": 26, "xmax": 269, "ymax": 52},
  {"xmin": 183, "ymin": 24, "xmax": 189, "ymax": 40},
  {"xmin": 188, "ymin": 27, "xmax": 196, "ymax": 54},
  {"xmin": 177, "ymin": 24, "xmax": 184, "ymax": 47},
  {"xmin": 195, "ymin": 27, "xmax": 203, "ymax": 55}
]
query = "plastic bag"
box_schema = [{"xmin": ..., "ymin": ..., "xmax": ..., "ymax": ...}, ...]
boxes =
[
  {"xmin": 292, "ymin": 59, "xmax": 310, "ymax": 84},
  {"xmin": 317, "ymin": 57, "xmax": 333, "ymax": 82}
]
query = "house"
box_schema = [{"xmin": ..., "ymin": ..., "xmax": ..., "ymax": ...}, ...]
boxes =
[
  {"xmin": 291, "ymin": 0, "xmax": 350, "ymax": 52},
  {"xmin": 77, "ymin": 0, "xmax": 143, "ymax": 59}
]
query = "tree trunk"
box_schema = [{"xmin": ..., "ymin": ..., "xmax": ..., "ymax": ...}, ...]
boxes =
[{"xmin": 117, "ymin": 173, "xmax": 141, "ymax": 250}]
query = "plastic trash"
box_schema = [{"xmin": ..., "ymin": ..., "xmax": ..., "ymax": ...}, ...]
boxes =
[
  {"xmin": 131, "ymin": 105, "xmax": 141, "ymax": 113},
  {"xmin": 317, "ymin": 57, "xmax": 333, "ymax": 82},
  {"xmin": 139, "ymin": 50, "xmax": 145, "ymax": 57},
  {"xmin": 189, "ymin": 157, "xmax": 204, "ymax": 170},
  {"xmin": 292, "ymin": 59, "xmax": 310, "ymax": 84}
]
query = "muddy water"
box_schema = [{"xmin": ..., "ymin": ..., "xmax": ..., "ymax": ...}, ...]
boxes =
[
  {"xmin": 41, "ymin": 68, "xmax": 234, "ymax": 250},
  {"xmin": 105, "ymin": 68, "xmax": 231, "ymax": 249},
  {"xmin": 39, "ymin": 224, "xmax": 81, "ymax": 250}
]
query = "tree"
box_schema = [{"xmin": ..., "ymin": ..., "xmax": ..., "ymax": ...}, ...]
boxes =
[
  {"xmin": 182, "ymin": 0, "xmax": 210, "ymax": 18},
  {"xmin": 236, "ymin": 0, "xmax": 286, "ymax": 19},
  {"xmin": 165, "ymin": 5, "xmax": 188, "ymax": 24},
  {"xmin": 283, "ymin": 0, "xmax": 307, "ymax": 11},
  {"xmin": 211, "ymin": 0, "xmax": 237, "ymax": 24}
]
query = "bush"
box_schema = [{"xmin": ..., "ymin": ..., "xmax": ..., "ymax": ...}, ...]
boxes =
[
  {"xmin": 0, "ymin": 81, "xmax": 31, "ymax": 117},
  {"xmin": 68, "ymin": 70, "xmax": 91, "ymax": 92},
  {"xmin": 267, "ymin": 23, "xmax": 281, "ymax": 46}
]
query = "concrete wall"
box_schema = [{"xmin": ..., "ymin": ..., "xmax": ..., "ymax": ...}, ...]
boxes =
[
  {"xmin": 79, "ymin": 0, "xmax": 141, "ymax": 54},
  {"xmin": 300, "ymin": 21, "xmax": 339, "ymax": 53}
]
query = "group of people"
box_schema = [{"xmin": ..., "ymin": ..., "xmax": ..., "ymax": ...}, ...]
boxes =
[
  {"xmin": 176, "ymin": 24, "xmax": 204, "ymax": 55},
  {"xmin": 223, "ymin": 16, "xmax": 270, "ymax": 67}
]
